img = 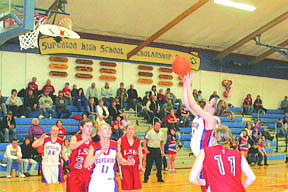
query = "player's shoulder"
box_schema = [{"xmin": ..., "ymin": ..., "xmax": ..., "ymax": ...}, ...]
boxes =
[
  {"xmin": 110, "ymin": 140, "xmax": 118, "ymax": 149},
  {"xmin": 44, "ymin": 136, "xmax": 51, "ymax": 142},
  {"xmin": 57, "ymin": 137, "xmax": 64, "ymax": 143}
]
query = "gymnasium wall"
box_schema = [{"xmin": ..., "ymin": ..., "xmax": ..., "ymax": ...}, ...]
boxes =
[{"xmin": 0, "ymin": 50, "xmax": 286, "ymax": 109}]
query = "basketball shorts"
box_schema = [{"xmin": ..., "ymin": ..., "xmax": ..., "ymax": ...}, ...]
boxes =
[
  {"xmin": 66, "ymin": 171, "xmax": 91, "ymax": 192},
  {"xmin": 120, "ymin": 165, "xmax": 141, "ymax": 190},
  {"xmin": 88, "ymin": 176, "xmax": 119, "ymax": 192},
  {"xmin": 41, "ymin": 164, "xmax": 65, "ymax": 184}
]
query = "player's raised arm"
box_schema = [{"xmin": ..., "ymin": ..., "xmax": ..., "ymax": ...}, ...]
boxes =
[
  {"xmin": 189, "ymin": 149, "xmax": 206, "ymax": 186},
  {"xmin": 241, "ymin": 156, "xmax": 256, "ymax": 187},
  {"xmin": 32, "ymin": 134, "xmax": 46, "ymax": 148}
]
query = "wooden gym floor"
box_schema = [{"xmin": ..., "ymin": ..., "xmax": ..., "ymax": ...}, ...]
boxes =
[{"xmin": 0, "ymin": 163, "xmax": 287, "ymax": 192}]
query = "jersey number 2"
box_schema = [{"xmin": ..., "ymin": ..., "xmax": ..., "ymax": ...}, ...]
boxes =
[
  {"xmin": 214, "ymin": 155, "xmax": 235, "ymax": 176},
  {"xmin": 74, "ymin": 156, "xmax": 84, "ymax": 169}
]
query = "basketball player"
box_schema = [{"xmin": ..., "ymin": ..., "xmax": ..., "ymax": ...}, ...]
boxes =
[
  {"xmin": 32, "ymin": 126, "xmax": 68, "ymax": 192},
  {"xmin": 118, "ymin": 123, "xmax": 143, "ymax": 192},
  {"xmin": 84, "ymin": 123, "xmax": 135, "ymax": 192},
  {"xmin": 189, "ymin": 125, "xmax": 256, "ymax": 191},
  {"xmin": 66, "ymin": 119, "xmax": 93, "ymax": 192}
]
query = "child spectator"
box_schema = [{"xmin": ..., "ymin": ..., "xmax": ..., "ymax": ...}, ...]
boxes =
[
  {"xmin": 6, "ymin": 89, "xmax": 25, "ymax": 118},
  {"xmin": 55, "ymin": 91, "xmax": 71, "ymax": 118},
  {"xmin": 24, "ymin": 89, "xmax": 40, "ymax": 118},
  {"xmin": 62, "ymin": 82, "xmax": 73, "ymax": 105},
  {"xmin": 39, "ymin": 90, "xmax": 54, "ymax": 119},
  {"xmin": 167, "ymin": 109, "xmax": 179, "ymax": 133},
  {"xmin": 197, "ymin": 90, "xmax": 203, "ymax": 101},
  {"xmin": 71, "ymin": 84, "xmax": 78, "ymax": 98},
  {"xmin": 74, "ymin": 88, "xmax": 86, "ymax": 111},
  {"xmin": 0, "ymin": 89, "xmax": 7, "ymax": 116},
  {"xmin": 1, "ymin": 111, "xmax": 16, "ymax": 143},
  {"xmin": 192, "ymin": 89, "xmax": 198, "ymax": 101},
  {"xmin": 165, "ymin": 129, "xmax": 177, "ymax": 172},
  {"xmin": 122, "ymin": 114, "xmax": 131, "ymax": 128},
  {"xmin": 20, "ymin": 137, "xmax": 37, "ymax": 177}
]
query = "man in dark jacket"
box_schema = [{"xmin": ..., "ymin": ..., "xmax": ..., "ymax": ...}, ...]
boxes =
[
  {"xmin": 24, "ymin": 89, "xmax": 40, "ymax": 118},
  {"xmin": 55, "ymin": 91, "xmax": 71, "ymax": 118},
  {"xmin": 1, "ymin": 111, "xmax": 16, "ymax": 143},
  {"xmin": 20, "ymin": 137, "xmax": 37, "ymax": 176},
  {"xmin": 146, "ymin": 95, "xmax": 161, "ymax": 123},
  {"xmin": 127, "ymin": 84, "xmax": 138, "ymax": 111}
]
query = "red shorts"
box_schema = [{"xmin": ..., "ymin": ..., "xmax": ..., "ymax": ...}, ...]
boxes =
[
  {"xmin": 120, "ymin": 165, "xmax": 141, "ymax": 190},
  {"xmin": 66, "ymin": 171, "xmax": 91, "ymax": 192},
  {"xmin": 168, "ymin": 150, "xmax": 177, "ymax": 155}
]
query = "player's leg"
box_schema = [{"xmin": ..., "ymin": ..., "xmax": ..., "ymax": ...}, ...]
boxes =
[
  {"xmin": 172, "ymin": 154, "xmax": 176, "ymax": 172},
  {"xmin": 44, "ymin": 183, "xmax": 49, "ymax": 192},
  {"xmin": 168, "ymin": 154, "xmax": 172, "ymax": 171}
]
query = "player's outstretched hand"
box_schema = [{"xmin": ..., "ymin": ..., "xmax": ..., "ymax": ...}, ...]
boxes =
[
  {"xmin": 40, "ymin": 134, "xmax": 46, "ymax": 140},
  {"xmin": 127, "ymin": 158, "xmax": 135, "ymax": 166}
]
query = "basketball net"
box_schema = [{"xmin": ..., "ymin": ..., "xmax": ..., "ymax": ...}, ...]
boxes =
[{"xmin": 18, "ymin": 14, "xmax": 47, "ymax": 50}]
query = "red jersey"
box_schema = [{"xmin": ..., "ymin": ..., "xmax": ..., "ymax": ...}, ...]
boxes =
[
  {"xmin": 69, "ymin": 135, "xmax": 93, "ymax": 172},
  {"xmin": 42, "ymin": 85, "xmax": 55, "ymax": 95},
  {"xmin": 28, "ymin": 82, "xmax": 38, "ymax": 90},
  {"xmin": 203, "ymin": 145, "xmax": 245, "ymax": 192},
  {"xmin": 120, "ymin": 135, "xmax": 140, "ymax": 166},
  {"xmin": 62, "ymin": 88, "xmax": 71, "ymax": 96},
  {"xmin": 58, "ymin": 127, "xmax": 67, "ymax": 139}
]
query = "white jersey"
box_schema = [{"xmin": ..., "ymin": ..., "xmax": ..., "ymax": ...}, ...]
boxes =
[
  {"xmin": 190, "ymin": 115, "xmax": 220, "ymax": 156},
  {"xmin": 42, "ymin": 137, "xmax": 63, "ymax": 166}
]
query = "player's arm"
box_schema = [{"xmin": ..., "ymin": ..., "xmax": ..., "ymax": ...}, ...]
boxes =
[
  {"xmin": 143, "ymin": 138, "xmax": 149, "ymax": 154},
  {"xmin": 61, "ymin": 144, "xmax": 68, "ymax": 162},
  {"xmin": 241, "ymin": 155, "xmax": 256, "ymax": 187},
  {"xmin": 189, "ymin": 149, "xmax": 206, "ymax": 186},
  {"xmin": 69, "ymin": 135, "xmax": 88, "ymax": 151},
  {"xmin": 84, "ymin": 145, "xmax": 103, "ymax": 168},
  {"xmin": 137, "ymin": 144, "xmax": 143, "ymax": 171},
  {"xmin": 32, "ymin": 134, "xmax": 46, "ymax": 148},
  {"xmin": 182, "ymin": 76, "xmax": 197, "ymax": 116}
]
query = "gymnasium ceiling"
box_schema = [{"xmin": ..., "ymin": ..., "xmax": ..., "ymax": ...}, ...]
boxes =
[{"xmin": 36, "ymin": 0, "xmax": 288, "ymax": 62}]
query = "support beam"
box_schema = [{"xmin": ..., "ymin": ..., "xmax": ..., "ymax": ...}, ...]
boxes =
[
  {"xmin": 46, "ymin": 0, "xmax": 59, "ymax": 22},
  {"xmin": 127, "ymin": 0, "xmax": 208, "ymax": 59},
  {"xmin": 248, "ymin": 39, "xmax": 288, "ymax": 65},
  {"xmin": 214, "ymin": 10, "xmax": 288, "ymax": 61}
]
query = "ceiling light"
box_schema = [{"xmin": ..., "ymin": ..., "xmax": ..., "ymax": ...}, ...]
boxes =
[{"xmin": 214, "ymin": 0, "xmax": 256, "ymax": 12}]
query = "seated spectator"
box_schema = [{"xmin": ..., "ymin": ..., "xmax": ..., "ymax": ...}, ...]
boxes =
[
  {"xmin": 20, "ymin": 137, "xmax": 37, "ymax": 177},
  {"xmin": 230, "ymin": 136, "xmax": 237, "ymax": 150},
  {"xmin": 86, "ymin": 82, "xmax": 99, "ymax": 105},
  {"xmin": 1, "ymin": 111, "xmax": 16, "ymax": 143},
  {"xmin": 258, "ymin": 138, "xmax": 268, "ymax": 166},
  {"xmin": 157, "ymin": 89, "xmax": 166, "ymax": 105},
  {"xmin": 176, "ymin": 104, "xmax": 190, "ymax": 127},
  {"xmin": 26, "ymin": 77, "xmax": 39, "ymax": 96},
  {"xmin": 56, "ymin": 120, "xmax": 66, "ymax": 139},
  {"xmin": 108, "ymin": 99, "xmax": 121, "ymax": 123},
  {"xmin": 96, "ymin": 115, "xmax": 106, "ymax": 125},
  {"xmin": 253, "ymin": 120, "xmax": 273, "ymax": 141},
  {"xmin": 281, "ymin": 96, "xmax": 288, "ymax": 113},
  {"xmin": 28, "ymin": 118, "xmax": 44, "ymax": 142},
  {"xmin": 63, "ymin": 139, "xmax": 71, "ymax": 174},
  {"xmin": 71, "ymin": 84, "xmax": 78, "ymax": 98},
  {"xmin": 192, "ymin": 89, "xmax": 198, "ymax": 101},
  {"xmin": 247, "ymin": 138, "xmax": 263, "ymax": 166},
  {"xmin": 6, "ymin": 89, "xmax": 25, "ymax": 118},
  {"xmin": 39, "ymin": 90, "xmax": 54, "ymax": 119},
  {"xmin": 62, "ymin": 82, "xmax": 73, "ymax": 105},
  {"xmin": 166, "ymin": 88, "xmax": 182, "ymax": 106},
  {"xmin": 55, "ymin": 91, "xmax": 71, "ymax": 118},
  {"xmin": 92, "ymin": 120, "xmax": 98, "ymax": 136},
  {"xmin": 161, "ymin": 99, "xmax": 174, "ymax": 119},
  {"xmin": 24, "ymin": 89, "xmax": 40, "ymax": 118},
  {"xmin": 283, "ymin": 112, "xmax": 288, "ymax": 128},
  {"xmin": 74, "ymin": 88, "xmax": 87, "ymax": 111},
  {"xmin": 122, "ymin": 114, "xmax": 131, "ymax": 128},
  {"xmin": 0, "ymin": 90, "xmax": 7, "ymax": 116},
  {"xmin": 96, "ymin": 100, "xmax": 109, "ymax": 123},
  {"xmin": 253, "ymin": 95, "xmax": 267, "ymax": 113},
  {"xmin": 276, "ymin": 118, "xmax": 286, "ymax": 137},
  {"xmin": 116, "ymin": 82, "xmax": 127, "ymax": 109},
  {"xmin": 149, "ymin": 85, "xmax": 158, "ymax": 98},
  {"xmin": 146, "ymin": 95, "xmax": 161, "ymax": 123},
  {"xmin": 42, "ymin": 79, "xmax": 56, "ymax": 102},
  {"xmin": 197, "ymin": 90, "xmax": 203, "ymax": 101},
  {"xmin": 166, "ymin": 109, "xmax": 179, "ymax": 133},
  {"xmin": 209, "ymin": 91, "xmax": 220, "ymax": 101},
  {"xmin": 243, "ymin": 94, "xmax": 253, "ymax": 115},
  {"xmin": 142, "ymin": 91, "xmax": 150, "ymax": 107},
  {"xmin": 127, "ymin": 84, "xmax": 139, "ymax": 111},
  {"xmin": 100, "ymin": 82, "xmax": 114, "ymax": 106},
  {"xmin": 3, "ymin": 139, "xmax": 25, "ymax": 178},
  {"xmin": 244, "ymin": 121, "xmax": 253, "ymax": 138},
  {"xmin": 86, "ymin": 98, "xmax": 98, "ymax": 122},
  {"xmin": 111, "ymin": 116, "xmax": 124, "ymax": 141}
]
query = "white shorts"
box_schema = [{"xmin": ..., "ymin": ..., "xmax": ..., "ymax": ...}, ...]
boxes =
[
  {"xmin": 88, "ymin": 176, "xmax": 118, "ymax": 192},
  {"xmin": 41, "ymin": 164, "xmax": 65, "ymax": 184}
]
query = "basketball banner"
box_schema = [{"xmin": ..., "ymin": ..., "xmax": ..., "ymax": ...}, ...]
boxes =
[{"xmin": 39, "ymin": 38, "xmax": 200, "ymax": 70}]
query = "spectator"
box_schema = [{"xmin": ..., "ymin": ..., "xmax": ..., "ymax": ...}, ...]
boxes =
[
  {"xmin": 116, "ymin": 82, "xmax": 127, "ymax": 109},
  {"xmin": 253, "ymin": 120, "xmax": 273, "ymax": 141},
  {"xmin": 39, "ymin": 90, "xmax": 54, "ymax": 119},
  {"xmin": 100, "ymin": 82, "xmax": 114, "ymax": 106},
  {"xmin": 55, "ymin": 91, "xmax": 71, "ymax": 118},
  {"xmin": 192, "ymin": 89, "xmax": 198, "ymax": 101},
  {"xmin": 247, "ymin": 138, "xmax": 263, "ymax": 166},
  {"xmin": 42, "ymin": 79, "xmax": 56, "ymax": 102},
  {"xmin": 165, "ymin": 128, "xmax": 177, "ymax": 172},
  {"xmin": 86, "ymin": 82, "xmax": 99, "ymax": 105},
  {"xmin": 6, "ymin": 89, "xmax": 25, "ymax": 118},
  {"xmin": 71, "ymin": 84, "xmax": 78, "ymax": 98},
  {"xmin": 28, "ymin": 118, "xmax": 44, "ymax": 142},
  {"xmin": 176, "ymin": 104, "xmax": 190, "ymax": 127},
  {"xmin": 1, "ymin": 111, "xmax": 16, "ymax": 143},
  {"xmin": 166, "ymin": 109, "xmax": 179, "ymax": 133},
  {"xmin": 122, "ymin": 114, "xmax": 131, "ymax": 128},
  {"xmin": 63, "ymin": 139, "xmax": 71, "ymax": 174},
  {"xmin": 253, "ymin": 95, "xmax": 267, "ymax": 114},
  {"xmin": 243, "ymin": 94, "xmax": 253, "ymax": 115},
  {"xmin": 0, "ymin": 89, "xmax": 7, "ymax": 116},
  {"xmin": 166, "ymin": 88, "xmax": 182, "ymax": 105},
  {"xmin": 197, "ymin": 90, "xmax": 203, "ymax": 101},
  {"xmin": 238, "ymin": 130, "xmax": 249, "ymax": 158},
  {"xmin": 96, "ymin": 100, "xmax": 109, "ymax": 123},
  {"xmin": 27, "ymin": 77, "xmax": 39, "ymax": 96},
  {"xmin": 127, "ymin": 84, "xmax": 138, "ymax": 111},
  {"xmin": 142, "ymin": 91, "xmax": 150, "ymax": 106},
  {"xmin": 111, "ymin": 116, "xmax": 124, "ymax": 141},
  {"xmin": 24, "ymin": 89, "xmax": 40, "ymax": 118},
  {"xmin": 108, "ymin": 99, "xmax": 121, "ymax": 123},
  {"xmin": 146, "ymin": 95, "xmax": 161, "ymax": 123},
  {"xmin": 74, "ymin": 88, "xmax": 87, "ymax": 111},
  {"xmin": 3, "ymin": 139, "xmax": 25, "ymax": 178},
  {"xmin": 62, "ymin": 82, "xmax": 73, "ymax": 106},
  {"xmin": 283, "ymin": 112, "xmax": 288, "ymax": 127},
  {"xmin": 161, "ymin": 99, "xmax": 174, "ymax": 119},
  {"xmin": 56, "ymin": 120, "xmax": 66, "ymax": 139},
  {"xmin": 209, "ymin": 91, "xmax": 220, "ymax": 101},
  {"xmin": 86, "ymin": 98, "xmax": 98, "ymax": 122},
  {"xmin": 281, "ymin": 96, "xmax": 288, "ymax": 113},
  {"xmin": 149, "ymin": 85, "xmax": 158, "ymax": 98},
  {"xmin": 157, "ymin": 89, "xmax": 166, "ymax": 105},
  {"xmin": 244, "ymin": 121, "xmax": 253, "ymax": 138},
  {"xmin": 258, "ymin": 138, "xmax": 268, "ymax": 166},
  {"xmin": 96, "ymin": 115, "xmax": 106, "ymax": 125},
  {"xmin": 20, "ymin": 137, "xmax": 37, "ymax": 177},
  {"xmin": 276, "ymin": 118, "xmax": 286, "ymax": 137}
]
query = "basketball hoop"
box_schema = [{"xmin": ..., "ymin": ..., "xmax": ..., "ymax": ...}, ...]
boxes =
[
  {"xmin": 18, "ymin": 14, "xmax": 48, "ymax": 50},
  {"xmin": 57, "ymin": 15, "xmax": 73, "ymax": 30}
]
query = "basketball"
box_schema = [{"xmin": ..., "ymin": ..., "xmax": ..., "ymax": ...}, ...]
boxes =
[{"xmin": 172, "ymin": 56, "xmax": 191, "ymax": 76}]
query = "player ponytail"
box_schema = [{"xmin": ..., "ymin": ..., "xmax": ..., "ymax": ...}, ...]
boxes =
[
  {"xmin": 215, "ymin": 99, "xmax": 234, "ymax": 120},
  {"xmin": 213, "ymin": 125, "xmax": 232, "ymax": 148}
]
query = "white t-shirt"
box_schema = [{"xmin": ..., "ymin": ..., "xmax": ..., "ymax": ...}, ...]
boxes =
[{"xmin": 145, "ymin": 129, "xmax": 164, "ymax": 148}]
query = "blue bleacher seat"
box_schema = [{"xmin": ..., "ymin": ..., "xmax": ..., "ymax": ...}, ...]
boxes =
[
  {"xmin": 16, "ymin": 118, "xmax": 80, "ymax": 125},
  {"xmin": 266, "ymin": 109, "xmax": 284, "ymax": 114},
  {"xmin": 230, "ymin": 128, "xmax": 243, "ymax": 134},
  {"xmin": 228, "ymin": 107, "xmax": 243, "ymax": 112},
  {"xmin": 221, "ymin": 122, "xmax": 246, "ymax": 128},
  {"xmin": 259, "ymin": 118, "xmax": 278, "ymax": 123},
  {"xmin": 179, "ymin": 128, "xmax": 191, "ymax": 133},
  {"xmin": 180, "ymin": 134, "xmax": 191, "ymax": 140},
  {"xmin": 252, "ymin": 113, "xmax": 283, "ymax": 119},
  {"xmin": 220, "ymin": 117, "xmax": 242, "ymax": 122}
]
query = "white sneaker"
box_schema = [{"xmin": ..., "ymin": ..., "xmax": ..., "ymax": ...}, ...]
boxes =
[
  {"xmin": 19, "ymin": 173, "xmax": 26, "ymax": 178},
  {"xmin": 39, "ymin": 115, "xmax": 44, "ymax": 119},
  {"xmin": 20, "ymin": 115, "xmax": 26, "ymax": 118},
  {"xmin": 7, "ymin": 175, "xmax": 11, "ymax": 179}
]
